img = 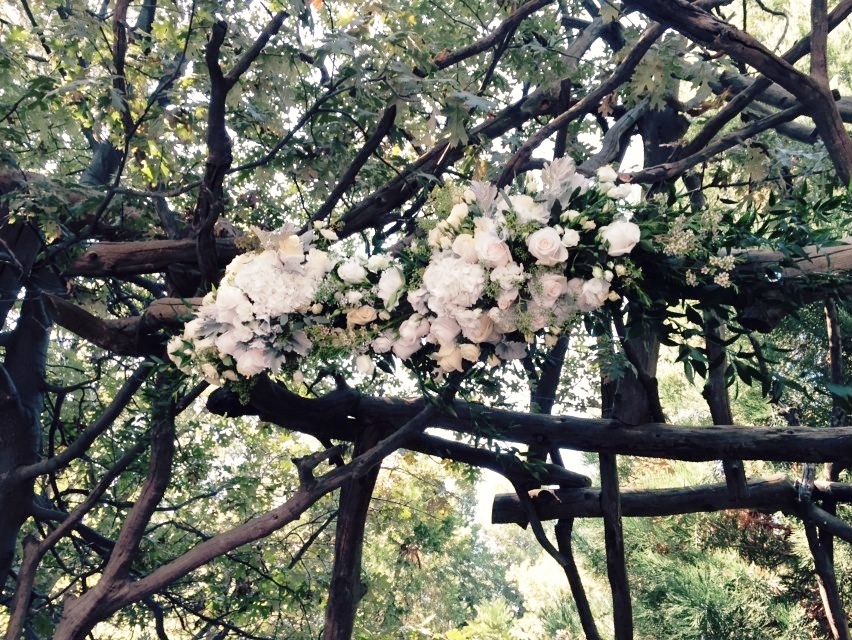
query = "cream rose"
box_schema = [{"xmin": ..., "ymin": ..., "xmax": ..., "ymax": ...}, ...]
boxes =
[
  {"xmin": 346, "ymin": 305, "xmax": 378, "ymax": 328},
  {"xmin": 432, "ymin": 343, "xmax": 463, "ymax": 372},
  {"xmin": 601, "ymin": 219, "xmax": 641, "ymax": 256},
  {"xmin": 527, "ymin": 227, "xmax": 569, "ymax": 266}
]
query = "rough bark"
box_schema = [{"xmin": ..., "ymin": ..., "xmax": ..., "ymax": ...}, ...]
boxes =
[
  {"xmin": 207, "ymin": 379, "xmax": 852, "ymax": 463},
  {"xmin": 322, "ymin": 423, "xmax": 382, "ymax": 640},
  {"xmin": 492, "ymin": 474, "xmax": 801, "ymax": 524}
]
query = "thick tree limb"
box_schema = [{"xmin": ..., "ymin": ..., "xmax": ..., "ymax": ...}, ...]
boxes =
[
  {"xmin": 46, "ymin": 295, "xmax": 199, "ymax": 356},
  {"xmin": 208, "ymin": 379, "xmax": 852, "ymax": 463},
  {"xmin": 702, "ymin": 310, "xmax": 747, "ymax": 499},
  {"xmin": 67, "ymin": 238, "xmax": 239, "ymax": 277},
  {"xmin": 73, "ymin": 406, "xmax": 436, "ymax": 629},
  {"xmin": 492, "ymin": 474, "xmax": 801, "ymax": 524}
]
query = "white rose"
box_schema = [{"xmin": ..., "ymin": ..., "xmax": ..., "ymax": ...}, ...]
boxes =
[
  {"xmin": 452, "ymin": 234, "xmax": 478, "ymax": 263},
  {"xmin": 355, "ymin": 354, "xmax": 375, "ymax": 375},
  {"xmin": 577, "ymin": 277, "xmax": 611, "ymax": 311},
  {"xmin": 398, "ymin": 314, "xmax": 430, "ymax": 341},
  {"xmin": 596, "ymin": 165, "xmax": 619, "ymax": 183},
  {"xmin": 371, "ymin": 333, "xmax": 394, "ymax": 353},
  {"xmin": 393, "ymin": 333, "xmax": 424, "ymax": 360},
  {"xmin": 601, "ymin": 220, "xmax": 641, "ymax": 257},
  {"xmin": 606, "ymin": 183, "xmax": 634, "ymax": 200},
  {"xmin": 377, "ymin": 267, "xmax": 405, "ymax": 310},
  {"xmin": 527, "ymin": 227, "xmax": 569, "ymax": 266},
  {"xmin": 462, "ymin": 188, "xmax": 477, "ymax": 204},
  {"xmin": 562, "ymin": 228, "xmax": 580, "ymax": 248},
  {"xmin": 474, "ymin": 232, "xmax": 512, "ymax": 268},
  {"xmin": 337, "ymin": 261, "xmax": 368, "ymax": 284},
  {"xmin": 533, "ymin": 272, "xmax": 569, "ymax": 309},
  {"xmin": 505, "ymin": 194, "xmax": 549, "ymax": 225},
  {"xmin": 457, "ymin": 311, "xmax": 499, "ymax": 344},
  {"xmin": 346, "ymin": 305, "xmax": 378, "ymax": 328},
  {"xmin": 428, "ymin": 316, "xmax": 461, "ymax": 345},
  {"xmin": 345, "ymin": 290, "xmax": 363, "ymax": 305}
]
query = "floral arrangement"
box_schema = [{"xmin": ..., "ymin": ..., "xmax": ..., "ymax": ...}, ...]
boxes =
[{"xmin": 169, "ymin": 159, "xmax": 650, "ymax": 386}]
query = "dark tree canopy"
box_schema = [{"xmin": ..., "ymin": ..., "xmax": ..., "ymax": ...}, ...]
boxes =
[{"xmin": 2, "ymin": 0, "xmax": 852, "ymax": 638}]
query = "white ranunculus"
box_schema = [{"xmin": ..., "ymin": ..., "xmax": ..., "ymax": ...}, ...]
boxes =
[
  {"xmin": 474, "ymin": 231, "xmax": 512, "ymax": 268},
  {"xmin": 596, "ymin": 165, "xmax": 619, "ymax": 183},
  {"xmin": 533, "ymin": 272, "xmax": 569, "ymax": 309},
  {"xmin": 504, "ymin": 193, "xmax": 549, "ymax": 225},
  {"xmin": 337, "ymin": 260, "xmax": 368, "ymax": 284},
  {"xmin": 393, "ymin": 333, "xmax": 424, "ymax": 360},
  {"xmin": 428, "ymin": 316, "xmax": 461, "ymax": 345},
  {"xmin": 527, "ymin": 227, "xmax": 569, "ymax": 266},
  {"xmin": 452, "ymin": 233, "xmax": 478, "ymax": 263},
  {"xmin": 601, "ymin": 219, "xmax": 641, "ymax": 256},
  {"xmin": 577, "ymin": 277, "xmax": 611, "ymax": 311},
  {"xmin": 377, "ymin": 267, "xmax": 405, "ymax": 310},
  {"xmin": 561, "ymin": 228, "xmax": 580, "ymax": 248},
  {"xmin": 346, "ymin": 305, "xmax": 378, "ymax": 328},
  {"xmin": 355, "ymin": 354, "xmax": 375, "ymax": 375}
]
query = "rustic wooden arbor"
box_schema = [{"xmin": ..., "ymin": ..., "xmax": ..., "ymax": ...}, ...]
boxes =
[{"xmin": 6, "ymin": 0, "xmax": 852, "ymax": 638}]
